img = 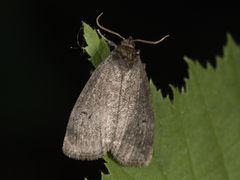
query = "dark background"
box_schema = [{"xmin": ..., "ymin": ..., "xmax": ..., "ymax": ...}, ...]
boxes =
[{"xmin": 1, "ymin": 1, "xmax": 240, "ymax": 179}]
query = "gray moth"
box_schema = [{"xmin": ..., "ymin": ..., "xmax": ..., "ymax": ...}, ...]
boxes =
[{"xmin": 63, "ymin": 13, "xmax": 168, "ymax": 167}]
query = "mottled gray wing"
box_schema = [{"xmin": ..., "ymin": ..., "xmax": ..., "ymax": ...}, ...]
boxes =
[
  {"xmin": 63, "ymin": 54, "xmax": 122, "ymax": 160},
  {"xmin": 111, "ymin": 59, "xmax": 155, "ymax": 166}
]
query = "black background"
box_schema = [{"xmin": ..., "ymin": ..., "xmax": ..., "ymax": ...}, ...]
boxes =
[{"xmin": 1, "ymin": 1, "xmax": 240, "ymax": 179}]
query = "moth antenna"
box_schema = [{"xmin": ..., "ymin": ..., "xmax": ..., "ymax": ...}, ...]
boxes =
[
  {"xmin": 96, "ymin": 12, "xmax": 125, "ymax": 40},
  {"xmin": 76, "ymin": 27, "xmax": 81, "ymax": 47},
  {"xmin": 97, "ymin": 29, "xmax": 117, "ymax": 47},
  {"xmin": 69, "ymin": 26, "xmax": 82, "ymax": 49},
  {"xmin": 133, "ymin": 35, "xmax": 170, "ymax": 44}
]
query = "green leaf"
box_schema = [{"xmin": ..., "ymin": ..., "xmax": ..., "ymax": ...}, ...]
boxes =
[
  {"xmin": 151, "ymin": 34, "xmax": 240, "ymax": 180},
  {"xmin": 83, "ymin": 22, "xmax": 110, "ymax": 68},
  {"xmin": 83, "ymin": 23, "xmax": 240, "ymax": 180}
]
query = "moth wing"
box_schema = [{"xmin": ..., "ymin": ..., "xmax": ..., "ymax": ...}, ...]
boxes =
[
  {"xmin": 111, "ymin": 59, "xmax": 154, "ymax": 166},
  {"xmin": 63, "ymin": 55, "xmax": 122, "ymax": 160}
]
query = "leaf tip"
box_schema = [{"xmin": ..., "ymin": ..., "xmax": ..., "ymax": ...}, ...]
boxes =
[
  {"xmin": 183, "ymin": 56, "xmax": 194, "ymax": 65},
  {"xmin": 226, "ymin": 33, "xmax": 233, "ymax": 42}
]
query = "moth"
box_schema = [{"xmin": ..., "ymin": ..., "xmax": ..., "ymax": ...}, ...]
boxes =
[{"xmin": 63, "ymin": 13, "xmax": 169, "ymax": 166}]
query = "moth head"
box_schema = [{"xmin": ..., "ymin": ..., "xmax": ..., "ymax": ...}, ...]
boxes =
[{"xmin": 121, "ymin": 37, "xmax": 135, "ymax": 49}]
